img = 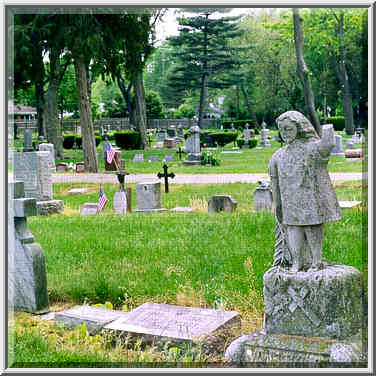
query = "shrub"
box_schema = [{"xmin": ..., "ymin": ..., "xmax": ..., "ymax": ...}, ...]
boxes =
[
  {"xmin": 237, "ymin": 138, "xmax": 245, "ymax": 148},
  {"xmin": 63, "ymin": 134, "xmax": 76, "ymax": 149},
  {"xmin": 249, "ymin": 139, "xmax": 258, "ymax": 148},
  {"xmin": 326, "ymin": 116, "xmax": 345, "ymax": 131},
  {"xmin": 114, "ymin": 130, "xmax": 141, "ymax": 150},
  {"xmin": 201, "ymin": 151, "xmax": 220, "ymax": 166},
  {"xmin": 210, "ymin": 132, "xmax": 238, "ymax": 147}
]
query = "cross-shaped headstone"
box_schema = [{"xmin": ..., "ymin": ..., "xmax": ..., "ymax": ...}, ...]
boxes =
[
  {"xmin": 176, "ymin": 146, "xmax": 185, "ymax": 160},
  {"xmin": 157, "ymin": 164, "xmax": 175, "ymax": 193}
]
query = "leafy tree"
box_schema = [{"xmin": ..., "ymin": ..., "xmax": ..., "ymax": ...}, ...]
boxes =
[
  {"xmin": 57, "ymin": 64, "xmax": 78, "ymax": 119},
  {"xmin": 145, "ymin": 89, "xmax": 164, "ymax": 119},
  {"xmin": 167, "ymin": 8, "xmax": 243, "ymax": 128}
]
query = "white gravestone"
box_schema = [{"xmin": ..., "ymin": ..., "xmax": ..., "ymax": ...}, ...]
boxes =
[
  {"xmin": 113, "ymin": 191, "xmax": 127, "ymax": 214},
  {"xmin": 38, "ymin": 143, "xmax": 56, "ymax": 171}
]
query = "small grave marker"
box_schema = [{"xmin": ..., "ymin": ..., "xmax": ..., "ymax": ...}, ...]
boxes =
[
  {"xmin": 163, "ymin": 154, "xmax": 174, "ymax": 162},
  {"xmin": 75, "ymin": 162, "xmax": 85, "ymax": 173},
  {"xmin": 56, "ymin": 163, "xmax": 68, "ymax": 172},
  {"xmin": 133, "ymin": 154, "xmax": 144, "ymax": 163},
  {"xmin": 157, "ymin": 164, "xmax": 175, "ymax": 193},
  {"xmin": 80, "ymin": 203, "xmax": 98, "ymax": 216},
  {"xmin": 68, "ymin": 188, "xmax": 88, "ymax": 195},
  {"xmin": 104, "ymin": 302, "xmax": 239, "ymax": 344},
  {"xmin": 148, "ymin": 155, "xmax": 158, "ymax": 162}
]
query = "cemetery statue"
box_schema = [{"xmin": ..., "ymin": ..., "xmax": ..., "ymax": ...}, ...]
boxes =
[{"xmin": 269, "ymin": 111, "xmax": 342, "ymax": 272}]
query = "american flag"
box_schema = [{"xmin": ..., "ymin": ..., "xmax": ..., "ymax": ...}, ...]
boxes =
[
  {"xmin": 98, "ymin": 188, "xmax": 108, "ymax": 212},
  {"xmin": 106, "ymin": 148, "xmax": 116, "ymax": 164}
]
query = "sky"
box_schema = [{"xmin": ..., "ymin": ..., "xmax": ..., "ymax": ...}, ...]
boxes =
[{"xmin": 155, "ymin": 8, "xmax": 252, "ymax": 43}]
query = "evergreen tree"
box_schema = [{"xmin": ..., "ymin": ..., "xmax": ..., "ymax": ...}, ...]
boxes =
[{"xmin": 167, "ymin": 8, "xmax": 244, "ymax": 127}]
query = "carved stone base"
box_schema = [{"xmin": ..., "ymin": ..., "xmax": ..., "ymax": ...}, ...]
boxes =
[
  {"xmin": 225, "ymin": 330, "xmax": 367, "ymax": 367},
  {"xmin": 263, "ymin": 264, "xmax": 365, "ymax": 340},
  {"xmin": 36, "ymin": 200, "xmax": 63, "ymax": 215}
]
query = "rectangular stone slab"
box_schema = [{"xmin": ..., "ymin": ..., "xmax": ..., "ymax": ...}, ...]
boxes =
[
  {"xmin": 104, "ymin": 302, "xmax": 239, "ymax": 342},
  {"xmin": 54, "ymin": 306, "xmax": 129, "ymax": 335}
]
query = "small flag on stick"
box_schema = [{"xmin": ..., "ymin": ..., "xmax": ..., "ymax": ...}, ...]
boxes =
[
  {"xmin": 106, "ymin": 148, "xmax": 116, "ymax": 164},
  {"xmin": 98, "ymin": 188, "xmax": 108, "ymax": 212}
]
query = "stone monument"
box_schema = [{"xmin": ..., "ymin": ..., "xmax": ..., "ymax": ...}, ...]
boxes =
[
  {"xmin": 38, "ymin": 143, "xmax": 56, "ymax": 171},
  {"xmin": 9, "ymin": 179, "xmax": 49, "ymax": 314},
  {"xmin": 243, "ymin": 123, "xmax": 251, "ymax": 148},
  {"xmin": 183, "ymin": 125, "xmax": 201, "ymax": 165},
  {"xmin": 225, "ymin": 111, "xmax": 366, "ymax": 367},
  {"xmin": 208, "ymin": 195, "xmax": 237, "ymax": 213},
  {"xmin": 253, "ymin": 181, "xmax": 273, "ymax": 211},
  {"xmin": 136, "ymin": 181, "xmax": 167, "ymax": 212},
  {"xmin": 14, "ymin": 151, "xmax": 63, "ymax": 215},
  {"xmin": 330, "ymin": 134, "xmax": 345, "ymax": 156}
]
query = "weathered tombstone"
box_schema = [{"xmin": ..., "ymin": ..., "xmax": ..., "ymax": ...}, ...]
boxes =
[
  {"xmin": 148, "ymin": 155, "xmax": 158, "ymax": 162},
  {"xmin": 14, "ymin": 152, "xmax": 52, "ymax": 201},
  {"xmin": 243, "ymin": 128, "xmax": 251, "ymax": 148},
  {"xmin": 54, "ymin": 306, "xmax": 128, "ymax": 335},
  {"xmin": 253, "ymin": 181, "xmax": 273, "ymax": 211},
  {"xmin": 346, "ymin": 139, "xmax": 355, "ymax": 150},
  {"xmin": 183, "ymin": 126, "xmax": 201, "ymax": 165},
  {"xmin": 136, "ymin": 181, "xmax": 167, "ymax": 212},
  {"xmin": 330, "ymin": 135, "xmax": 345, "ymax": 156},
  {"xmin": 75, "ymin": 162, "xmax": 85, "ymax": 173},
  {"xmin": 104, "ymin": 302, "xmax": 239, "ymax": 346},
  {"xmin": 23, "ymin": 129, "xmax": 33, "ymax": 152},
  {"xmin": 163, "ymin": 138, "xmax": 176, "ymax": 149},
  {"xmin": 208, "ymin": 195, "xmax": 237, "ymax": 213},
  {"xmin": 80, "ymin": 203, "xmax": 98, "ymax": 216},
  {"xmin": 133, "ymin": 154, "xmax": 144, "ymax": 163},
  {"xmin": 38, "ymin": 143, "xmax": 56, "ymax": 171},
  {"xmin": 259, "ymin": 128, "xmax": 271, "ymax": 147},
  {"xmin": 156, "ymin": 131, "xmax": 167, "ymax": 142},
  {"xmin": 56, "ymin": 162, "xmax": 68, "ymax": 172},
  {"xmin": 9, "ymin": 180, "xmax": 49, "ymax": 314},
  {"xmin": 225, "ymin": 111, "xmax": 366, "ymax": 366},
  {"xmin": 163, "ymin": 154, "xmax": 174, "ymax": 162}
]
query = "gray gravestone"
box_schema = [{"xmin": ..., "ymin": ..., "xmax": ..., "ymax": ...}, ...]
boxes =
[
  {"xmin": 54, "ymin": 306, "xmax": 129, "ymax": 335},
  {"xmin": 156, "ymin": 131, "xmax": 167, "ymax": 142},
  {"xmin": 148, "ymin": 155, "xmax": 158, "ymax": 162},
  {"xmin": 14, "ymin": 152, "xmax": 53, "ymax": 201},
  {"xmin": 38, "ymin": 143, "xmax": 56, "ymax": 170},
  {"xmin": 56, "ymin": 163, "xmax": 68, "ymax": 172},
  {"xmin": 243, "ymin": 129, "xmax": 251, "ymax": 147},
  {"xmin": 23, "ymin": 129, "xmax": 33, "ymax": 152},
  {"xmin": 259, "ymin": 128, "xmax": 271, "ymax": 147},
  {"xmin": 183, "ymin": 126, "xmax": 201, "ymax": 165},
  {"xmin": 104, "ymin": 302, "xmax": 239, "ymax": 344},
  {"xmin": 253, "ymin": 181, "xmax": 273, "ymax": 211},
  {"xmin": 133, "ymin": 154, "xmax": 144, "ymax": 163},
  {"xmin": 136, "ymin": 181, "xmax": 166, "ymax": 212},
  {"xmin": 208, "ymin": 195, "xmax": 237, "ymax": 213},
  {"xmin": 346, "ymin": 139, "xmax": 355, "ymax": 150},
  {"xmin": 80, "ymin": 203, "xmax": 98, "ymax": 216},
  {"xmin": 9, "ymin": 180, "xmax": 49, "ymax": 314},
  {"xmin": 330, "ymin": 135, "xmax": 345, "ymax": 156},
  {"xmin": 163, "ymin": 154, "xmax": 174, "ymax": 162},
  {"xmin": 113, "ymin": 191, "xmax": 127, "ymax": 214}
]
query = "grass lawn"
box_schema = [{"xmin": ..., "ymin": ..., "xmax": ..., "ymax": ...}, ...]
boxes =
[
  {"xmin": 13, "ymin": 130, "xmax": 365, "ymax": 174},
  {"xmin": 9, "ymin": 180, "xmax": 366, "ymax": 367}
]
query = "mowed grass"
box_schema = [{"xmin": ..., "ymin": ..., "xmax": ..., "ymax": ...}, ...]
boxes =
[{"xmin": 28, "ymin": 180, "xmax": 366, "ymax": 313}]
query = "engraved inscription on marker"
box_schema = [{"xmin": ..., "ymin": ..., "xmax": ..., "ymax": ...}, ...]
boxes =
[{"xmin": 104, "ymin": 302, "xmax": 239, "ymax": 342}]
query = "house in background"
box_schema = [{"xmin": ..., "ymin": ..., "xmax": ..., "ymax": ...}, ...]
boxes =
[{"xmin": 8, "ymin": 101, "xmax": 37, "ymax": 121}]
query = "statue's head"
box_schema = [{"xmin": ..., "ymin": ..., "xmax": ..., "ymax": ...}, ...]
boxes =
[{"xmin": 276, "ymin": 111, "xmax": 319, "ymax": 143}]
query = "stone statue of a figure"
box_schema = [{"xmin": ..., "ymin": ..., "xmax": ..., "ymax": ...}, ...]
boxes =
[{"xmin": 269, "ymin": 111, "xmax": 342, "ymax": 272}]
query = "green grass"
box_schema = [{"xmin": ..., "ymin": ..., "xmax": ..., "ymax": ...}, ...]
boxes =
[{"xmin": 13, "ymin": 131, "xmax": 364, "ymax": 173}]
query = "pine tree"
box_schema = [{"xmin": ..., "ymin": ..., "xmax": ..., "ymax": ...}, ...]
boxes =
[{"xmin": 168, "ymin": 8, "xmax": 244, "ymax": 127}]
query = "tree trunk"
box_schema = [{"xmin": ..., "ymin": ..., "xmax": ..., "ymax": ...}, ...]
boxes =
[
  {"xmin": 293, "ymin": 8, "xmax": 321, "ymax": 137},
  {"xmin": 73, "ymin": 54, "xmax": 98, "ymax": 172},
  {"xmin": 332, "ymin": 10, "xmax": 354, "ymax": 135},
  {"xmin": 35, "ymin": 81, "xmax": 45, "ymax": 138},
  {"xmin": 240, "ymin": 84, "xmax": 259, "ymax": 128},
  {"xmin": 117, "ymin": 75, "xmax": 136, "ymax": 127},
  {"xmin": 198, "ymin": 73, "xmax": 207, "ymax": 128},
  {"xmin": 132, "ymin": 70, "xmax": 147, "ymax": 149}
]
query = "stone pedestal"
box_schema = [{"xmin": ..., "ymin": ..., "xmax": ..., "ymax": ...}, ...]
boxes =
[{"xmin": 263, "ymin": 265, "xmax": 364, "ymax": 340}]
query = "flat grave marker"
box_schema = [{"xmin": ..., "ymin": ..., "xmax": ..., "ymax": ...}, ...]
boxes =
[
  {"xmin": 133, "ymin": 154, "xmax": 144, "ymax": 163},
  {"xmin": 104, "ymin": 302, "xmax": 239, "ymax": 344},
  {"xmin": 163, "ymin": 154, "xmax": 174, "ymax": 162},
  {"xmin": 68, "ymin": 188, "xmax": 88, "ymax": 195},
  {"xmin": 148, "ymin": 155, "xmax": 158, "ymax": 162}
]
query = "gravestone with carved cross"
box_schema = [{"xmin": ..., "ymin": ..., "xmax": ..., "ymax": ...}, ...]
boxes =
[{"xmin": 157, "ymin": 164, "xmax": 175, "ymax": 193}]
